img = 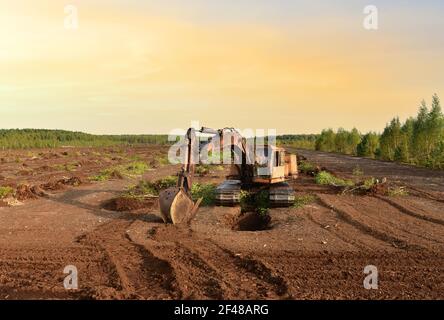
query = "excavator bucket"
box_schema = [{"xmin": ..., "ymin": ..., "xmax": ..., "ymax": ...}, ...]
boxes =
[{"xmin": 159, "ymin": 187, "xmax": 202, "ymax": 225}]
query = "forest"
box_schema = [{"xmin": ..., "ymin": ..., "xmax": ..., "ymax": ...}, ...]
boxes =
[{"xmin": 313, "ymin": 94, "xmax": 444, "ymax": 169}]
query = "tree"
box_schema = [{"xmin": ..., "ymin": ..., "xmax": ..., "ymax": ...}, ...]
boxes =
[
  {"xmin": 315, "ymin": 129, "xmax": 336, "ymax": 152},
  {"xmin": 357, "ymin": 132, "xmax": 379, "ymax": 158}
]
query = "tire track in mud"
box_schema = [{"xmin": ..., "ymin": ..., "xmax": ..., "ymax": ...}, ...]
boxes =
[
  {"xmin": 77, "ymin": 218, "xmax": 181, "ymax": 299},
  {"xmin": 375, "ymin": 195, "xmax": 444, "ymax": 226},
  {"xmin": 0, "ymin": 246, "xmax": 112, "ymax": 299},
  {"xmin": 131, "ymin": 224, "xmax": 290, "ymax": 299},
  {"xmin": 305, "ymin": 202, "xmax": 394, "ymax": 252},
  {"xmin": 407, "ymin": 186, "xmax": 444, "ymax": 204},
  {"xmin": 316, "ymin": 195, "xmax": 414, "ymax": 250},
  {"xmin": 317, "ymin": 194, "xmax": 444, "ymax": 251}
]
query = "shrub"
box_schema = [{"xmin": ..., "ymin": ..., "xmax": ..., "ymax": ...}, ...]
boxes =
[
  {"xmin": 124, "ymin": 161, "xmax": 149, "ymax": 175},
  {"xmin": 191, "ymin": 183, "xmax": 216, "ymax": 206},
  {"xmin": 299, "ymin": 161, "xmax": 315, "ymax": 174},
  {"xmin": 125, "ymin": 176, "xmax": 177, "ymax": 197},
  {"xmin": 352, "ymin": 166, "xmax": 364, "ymax": 177},
  {"xmin": 388, "ymin": 186, "xmax": 409, "ymax": 197},
  {"xmin": 0, "ymin": 186, "xmax": 14, "ymax": 199},
  {"xmin": 315, "ymin": 171, "xmax": 354, "ymax": 187}
]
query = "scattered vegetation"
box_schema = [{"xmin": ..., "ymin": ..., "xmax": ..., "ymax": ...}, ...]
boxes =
[
  {"xmin": 293, "ymin": 194, "xmax": 317, "ymax": 208},
  {"xmin": 298, "ymin": 161, "xmax": 316, "ymax": 174},
  {"xmin": 388, "ymin": 186, "xmax": 409, "ymax": 197},
  {"xmin": 155, "ymin": 155, "xmax": 170, "ymax": 166},
  {"xmin": 315, "ymin": 171, "xmax": 354, "ymax": 187},
  {"xmin": 90, "ymin": 161, "xmax": 149, "ymax": 181},
  {"xmin": 124, "ymin": 176, "xmax": 177, "ymax": 197},
  {"xmin": 0, "ymin": 186, "xmax": 14, "ymax": 199},
  {"xmin": 191, "ymin": 183, "xmax": 217, "ymax": 206},
  {"xmin": 352, "ymin": 166, "xmax": 364, "ymax": 177},
  {"xmin": 124, "ymin": 161, "xmax": 149, "ymax": 176},
  {"xmin": 55, "ymin": 163, "xmax": 78, "ymax": 172}
]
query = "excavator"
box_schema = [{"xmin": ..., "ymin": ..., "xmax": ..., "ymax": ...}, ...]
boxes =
[{"xmin": 158, "ymin": 127, "xmax": 298, "ymax": 224}]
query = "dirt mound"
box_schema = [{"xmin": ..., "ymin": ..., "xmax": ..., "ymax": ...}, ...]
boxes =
[
  {"xmin": 103, "ymin": 196, "xmax": 158, "ymax": 212},
  {"xmin": 0, "ymin": 174, "xmax": 5, "ymax": 181},
  {"xmin": 17, "ymin": 169, "xmax": 32, "ymax": 176},
  {"xmin": 63, "ymin": 177, "xmax": 82, "ymax": 186},
  {"xmin": 108, "ymin": 170, "xmax": 124, "ymax": 180},
  {"xmin": 40, "ymin": 177, "xmax": 82, "ymax": 191},
  {"xmin": 231, "ymin": 212, "xmax": 272, "ymax": 231},
  {"xmin": 15, "ymin": 185, "xmax": 40, "ymax": 201},
  {"xmin": 367, "ymin": 182, "xmax": 389, "ymax": 195},
  {"xmin": 36, "ymin": 165, "xmax": 55, "ymax": 172}
]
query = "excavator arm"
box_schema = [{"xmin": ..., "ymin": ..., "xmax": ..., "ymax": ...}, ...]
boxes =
[{"xmin": 159, "ymin": 127, "xmax": 250, "ymax": 224}]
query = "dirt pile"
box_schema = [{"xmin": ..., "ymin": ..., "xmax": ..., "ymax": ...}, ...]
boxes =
[
  {"xmin": 103, "ymin": 196, "xmax": 158, "ymax": 212},
  {"xmin": 108, "ymin": 170, "xmax": 124, "ymax": 180},
  {"xmin": 15, "ymin": 184, "xmax": 42, "ymax": 201},
  {"xmin": 41, "ymin": 177, "xmax": 82, "ymax": 191}
]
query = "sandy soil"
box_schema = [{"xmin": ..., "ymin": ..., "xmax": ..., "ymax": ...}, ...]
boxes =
[{"xmin": 0, "ymin": 146, "xmax": 443, "ymax": 300}]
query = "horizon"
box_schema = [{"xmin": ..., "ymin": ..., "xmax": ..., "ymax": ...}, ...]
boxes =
[{"xmin": 1, "ymin": 1, "xmax": 443, "ymax": 134}]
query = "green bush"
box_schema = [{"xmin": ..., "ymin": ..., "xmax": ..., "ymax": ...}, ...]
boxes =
[
  {"xmin": 124, "ymin": 161, "xmax": 149, "ymax": 175},
  {"xmin": 315, "ymin": 171, "xmax": 354, "ymax": 187},
  {"xmin": 0, "ymin": 186, "xmax": 14, "ymax": 199},
  {"xmin": 125, "ymin": 176, "xmax": 177, "ymax": 197},
  {"xmin": 388, "ymin": 186, "xmax": 409, "ymax": 197},
  {"xmin": 191, "ymin": 183, "xmax": 216, "ymax": 206},
  {"xmin": 299, "ymin": 161, "xmax": 315, "ymax": 174}
]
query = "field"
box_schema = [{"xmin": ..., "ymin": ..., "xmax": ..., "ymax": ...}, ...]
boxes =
[{"xmin": 0, "ymin": 146, "xmax": 443, "ymax": 299}]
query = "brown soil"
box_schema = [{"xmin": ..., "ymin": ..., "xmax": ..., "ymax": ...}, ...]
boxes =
[
  {"xmin": 230, "ymin": 211, "xmax": 272, "ymax": 231},
  {"xmin": 103, "ymin": 196, "xmax": 158, "ymax": 212},
  {"xmin": 0, "ymin": 146, "xmax": 443, "ymax": 300}
]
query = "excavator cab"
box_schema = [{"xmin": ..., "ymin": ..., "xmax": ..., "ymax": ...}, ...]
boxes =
[{"xmin": 253, "ymin": 145, "xmax": 297, "ymax": 184}]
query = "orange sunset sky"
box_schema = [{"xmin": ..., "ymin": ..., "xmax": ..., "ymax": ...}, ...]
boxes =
[{"xmin": 1, "ymin": 0, "xmax": 443, "ymax": 134}]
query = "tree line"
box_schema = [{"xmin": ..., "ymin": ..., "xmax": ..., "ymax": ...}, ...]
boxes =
[
  {"xmin": 314, "ymin": 94, "xmax": 444, "ymax": 169},
  {"xmin": 0, "ymin": 129, "xmax": 170, "ymax": 149}
]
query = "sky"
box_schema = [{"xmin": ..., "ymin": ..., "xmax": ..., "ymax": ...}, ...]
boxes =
[{"xmin": 0, "ymin": 0, "xmax": 443, "ymax": 134}]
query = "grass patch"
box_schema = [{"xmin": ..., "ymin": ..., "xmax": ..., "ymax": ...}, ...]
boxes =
[
  {"xmin": 293, "ymin": 194, "xmax": 317, "ymax": 208},
  {"xmin": 388, "ymin": 186, "xmax": 409, "ymax": 197},
  {"xmin": 155, "ymin": 155, "xmax": 170, "ymax": 166},
  {"xmin": 315, "ymin": 171, "xmax": 354, "ymax": 187},
  {"xmin": 353, "ymin": 166, "xmax": 364, "ymax": 177},
  {"xmin": 124, "ymin": 161, "xmax": 149, "ymax": 175},
  {"xmin": 90, "ymin": 168, "xmax": 122, "ymax": 181},
  {"xmin": 90, "ymin": 161, "xmax": 149, "ymax": 181},
  {"xmin": 124, "ymin": 176, "xmax": 177, "ymax": 197},
  {"xmin": 362, "ymin": 177, "xmax": 377, "ymax": 190},
  {"xmin": 55, "ymin": 163, "xmax": 78, "ymax": 172},
  {"xmin": 298, "ymin": 161, "xmax": 315, "ymax": 174},
  {"xmin": 0, "ymin": 186, "xmax": 14, "ymax": 199},
  {"xmin": 191, "ymin": 183, "xmax": 216, "ymax": 206}
]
